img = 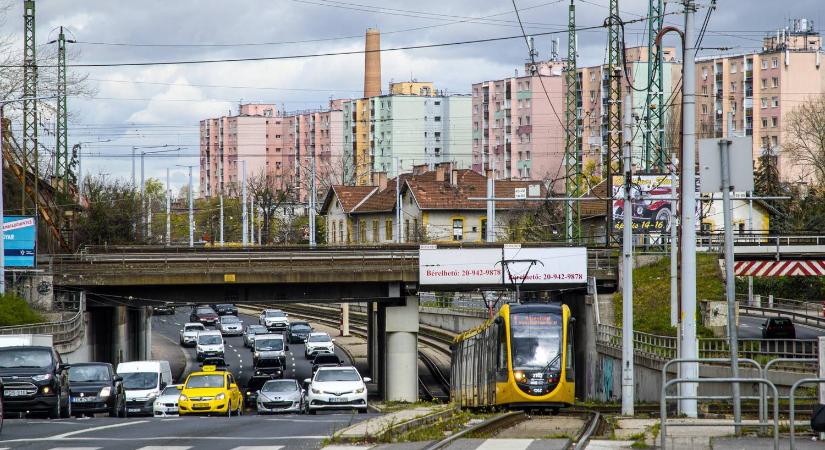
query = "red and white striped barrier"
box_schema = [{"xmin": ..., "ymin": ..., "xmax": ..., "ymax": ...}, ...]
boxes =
[{"xmin": 734, "ymin": 260, "xmax": 825, "ymax": 277}]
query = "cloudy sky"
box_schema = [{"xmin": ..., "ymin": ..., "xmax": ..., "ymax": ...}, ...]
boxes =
[{"xmin": 2, "ymin": 0, "xmax": 823, "ymax": 192}]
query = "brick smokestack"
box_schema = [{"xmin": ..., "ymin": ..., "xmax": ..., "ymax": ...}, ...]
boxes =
[{"xmin": 364, "ymin": 28, "xmax": 381, "ymax": 98}]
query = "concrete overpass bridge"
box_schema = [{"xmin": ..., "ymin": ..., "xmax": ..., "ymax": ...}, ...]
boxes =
[{"xmin": 43, "ymin": 245, "xmax": 616, "ymax": 402}]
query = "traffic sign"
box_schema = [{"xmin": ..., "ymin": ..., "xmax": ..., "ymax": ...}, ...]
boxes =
[{"xmin": 3, "ymin": 216, "xmax": 36, "ymax": 268}]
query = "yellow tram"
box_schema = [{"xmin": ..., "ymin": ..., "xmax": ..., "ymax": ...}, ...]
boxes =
[{"xmin": 451, "ymin": 302, "xmax": 575, "ymax": 410}]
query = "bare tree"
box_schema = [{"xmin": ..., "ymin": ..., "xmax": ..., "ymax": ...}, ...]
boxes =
[
  {"xmin": 247, "ymin": 169, "xmax": 296, "ymax": 244},
  {"xmin": 784, "ymin": 95, "xmax": 825, "ymax": 184}
]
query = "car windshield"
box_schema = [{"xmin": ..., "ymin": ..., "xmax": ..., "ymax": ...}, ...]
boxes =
[
  {"xmin": 314, "ymin": 355, "xmax": 341, "ymax": 365},
  {"xmin": 217, "ymin": 304, "xmax": 233, "ymax": 309},
  {"xmin": 248, "ymin": 326, "xmax": 266, "ymax": 334},
  {"xmin": 315, "ymin": 369, "xmax": 360, "ymax": 382},
  {"xmin": 255, "ymin": 338, "xmax": 284, "ymax": 351},
  {"xmin": 69, "ymin": 364, "xmax": 110, "ymax": 382},
  {"xmin": 510, "ymin": 311, "xmax": 563, "ymax": 371},
  {"xmin": 221, "ymin": 316, "xmax": 240, "ymax": 323},
  {"xmin": 120, "ymin": 372, "xmax": 158, "ymax": 390},
  {"xmin": 185, "ymin": 325, "xmax": 204, "ymax": 332},
  {"xmin": 292, "ymin": 324, "xmax": 311, "ymax": 332},
  {"xmin": 185, "ymin": 374, "xmax": 224, "ymax": 389},
  {"xmin": 308, "ymin": 334, "xmax": 331, "ymax": 343},
  {"xmin": 0, "ymin": 348, "xmax": 52, "ymax": 369},
  {"xmin": 198, "ymin": 335, "xmax": 222, "ymax": 345},
  {"xmin": 774, "ymin": 319, "xmax": 792, "ymax": 326},
  {"xmin": 265, "ymin": 311, "xmax": 285, "ymax": 317},
  {"xmin": 161, "ymin": 385, "xmax": 182, "ymax": 396},
  {"xmin": 196, "ymin": 308, "xmax": 214, "ymax": 315},
  {"xmin": 262, "ymin": 380, "xmax": 298, "ymax": 393}
]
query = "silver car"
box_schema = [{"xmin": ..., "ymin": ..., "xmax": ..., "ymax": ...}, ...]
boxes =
[
  {"xmin": 179, "ymin": 322, "xmax": 206, "ymax": 347},
  {"xmin": 256, "ymin": 379, "xmax": 304, "ymax": 414},
  {"xmin": 217, "ymin": 315, "xmax": 243, "ymax": 336},
  {"xmin": 243, "ymin": 324, "xmax": 268, "ymax": 348}
]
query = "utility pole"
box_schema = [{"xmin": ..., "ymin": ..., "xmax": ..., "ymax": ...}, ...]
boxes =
[
  {"xmin": 564, "ymin": 0, "xmax": 581, "ymax": 242},
  {"xmin": 394, "ymin": 157, "xmax": 403, "ymax": 243},
  {"xmin": 242, "ymin": 160, "xmax": 248, "ymax": 245},
  {"xmin": 486, "ymin": 155, "xmax": 495, "ymax": 243},
  {"xmin": 723, "ymin": 112, "xmax": 741, "ymax": 432},
  {"xmin": 680, "ymin": 0, "xmax": 699, "ymax": 418},
  {"xmin": 52, "ymin": 26, "xmax": 74, "ymax": 196},
  {"xmin": 606, "ymin": 0, "xmax": 623, "ymax": 242},
  {"xmin": 621, "ymin": 94, "xmax": 634, "ymax": 416},
  {"xmin": 165, "ymin": 168, "xmax": 170, "ymax": 246},
  {"xmin": 176, "ymin": 164, "xmax": 195, "ymax": 248},
  {"xmin": 141, "ymin": 152, "xmax": 145, "ymax": 240},
  {"xmin": 219, "ymin": 194, "xmax": 224, "ymax": 246},
  {"xmin": 131, "ymin": 147, "xmax": 136, "ymax": 187},
  {"xmin": 22, "ymin": 0, "xmax": 37, "ymax": 215},
  {"xmin": 250, "ymin": 193, "xmax": 255, "ymax": 245},
  {"xmin": 670, "ymin": 155, "xmax": 678, "ymax": 327},
  {"xmin": 645, "ymin": 0, "xmax": 666, "ymax": 171},
  {"xmin": 309, "ymin": 150, "xmax": 317, "ymax": 247}
]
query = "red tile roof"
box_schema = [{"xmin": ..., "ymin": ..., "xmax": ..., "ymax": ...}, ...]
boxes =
[{"xmin": 320, "ymin": 185, "xmax": 377, "ymax": 214}]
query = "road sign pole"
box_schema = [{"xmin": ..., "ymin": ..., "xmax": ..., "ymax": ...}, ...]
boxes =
[
  {"xmin": 621, "ymin": 94, "xmax": 634, "ymax": 416},
  {"xmin": 723, "ymin": 113, "xmax": 741, "ymax": 433}
]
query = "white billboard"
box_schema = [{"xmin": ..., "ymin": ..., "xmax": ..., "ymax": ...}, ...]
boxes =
[{"xmin": 419, "ymin": 246, "xmax": 587, "ymax": 287}]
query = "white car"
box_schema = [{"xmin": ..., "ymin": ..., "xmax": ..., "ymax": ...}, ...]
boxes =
[
  {"xmin": 259, "ymin": 309, "xmax": 290, "ymax": 331},
  {"xmin": 304, "ymin": 332, "xmax": 335, "ymax": 359},
  {"xmin": 153, "ymin": 384, "xmax": 182, "ymax": 417},
  {"xmin": 304, "ymin": 366, "xmax": 369, "ymax": 415},
  {"xmin": 179, "ymin": 323, "xmax": 206, "ymax": 347},
  {"xmin": 196, "ymin": 330, "xmax": 225, "ymax": 362},
  {"xmin": 217, "ymin": 315, "xmax": 243, "ymax": 336}
]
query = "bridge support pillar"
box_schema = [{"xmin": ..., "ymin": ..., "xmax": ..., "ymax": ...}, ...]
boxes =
[
  {"xmin": 384, "ymin": 292, "xmax": 419, "ymax": 402},
  {"xmin": 138, "ymin": 307, "xmax": 152, "ymax": 360},
  {"xmin": 112, "ymin": 305, "xmax": 128, "ymax": 365}
]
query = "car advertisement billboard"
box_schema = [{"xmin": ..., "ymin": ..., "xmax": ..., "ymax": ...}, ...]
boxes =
[
  {"xmin": 419, "ymin": 246, "xmax": 587, "ymax": 287},
  {"xmin": 4, "ymin": 216, "xmax": 36, "ymax": 267},
  {"xmin": 611, "ymin": 175, "xmax": 674, "ymax": 234}
]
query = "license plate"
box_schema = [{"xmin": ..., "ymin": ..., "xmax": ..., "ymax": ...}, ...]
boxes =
[
  {"xmin": 4, "ymin": 390, "xmax": 28, "ymax": 397},
  {"xmin": 128, "ymin": 408, "xmax": 141, "ymax": 413},
  {"xmin": 194, "ymin": 402, "xmax": 209, "ymax": 408},
  {"xmin": 328, "ymin": 397, "xmax": 346, "ymax": 403},
  {"xmin": 72, "ymin": 397, "xmax": 96, "ymax": 403}
]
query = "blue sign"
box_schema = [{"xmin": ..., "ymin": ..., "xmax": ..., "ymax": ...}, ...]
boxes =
[{"xmin": 4, "ymin": 216, "xmax": 36, "ymax": 268}]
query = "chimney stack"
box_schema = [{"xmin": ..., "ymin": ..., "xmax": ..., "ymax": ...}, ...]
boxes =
[
  {"xmin": 450, "ymin": 169, "xmax": 459, "ymax": 187},
  {"xmin": 371, "ymin": 171, "xmax": 388, "ymax": 190},
  {"xmin": 435, "ymin": 165, "xmax": 446, "ymax": 182},
  {"xmin": 364, "ymin": 28, "xmax": 381, "ymax": 98}
]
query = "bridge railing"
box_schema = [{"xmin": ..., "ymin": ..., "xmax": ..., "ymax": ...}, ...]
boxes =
[
  {"xmin": 0, "ymin": 310, "xmax": 84, "ymax": 352},
  {"xmin": 740, "ymin": 304, "xmax": 825, "ymax": 329}
]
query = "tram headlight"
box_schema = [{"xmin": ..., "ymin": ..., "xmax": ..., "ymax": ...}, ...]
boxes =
[{"xmin": 514, "ymin": 371, "xmax": 526, "ymax": 382}]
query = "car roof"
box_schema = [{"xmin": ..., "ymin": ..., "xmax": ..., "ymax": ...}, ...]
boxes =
[
  {"xmin": 257, "ymin": 333, "xmax": 284, "ymax": 339},
  {"xmin": 263, "ymin": 309, "xmax": 282, "ymax": 312},
  {"xmin": 184, "ymin": 322, "xmax": 205, "ymax": 327},
  {"xmin": 187, "ymin": 370, "xmax": 228, "ymax": 378},
  {"xmin": 198, "ymin": 330, "xmax": 222, "ymax": 336},
  {"xmin": 309, "ymin": 332, "xmax": 329, "ymax": 336},
  {"xmin": 315, "ymin": 365, "xmax": 356, "ymax": 372}
]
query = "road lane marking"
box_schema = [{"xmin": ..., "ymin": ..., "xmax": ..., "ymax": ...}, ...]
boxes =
[
  {"xmin": 50, "ymin": 420, "xmax": 149, "ymax": 439},
  {"xmin": 48, "ymin": 447, "xmax": 102, "ymax": 450},
  {"xmin": 136, "ymin": 447, "xmax": 191, "ymax": 450}
]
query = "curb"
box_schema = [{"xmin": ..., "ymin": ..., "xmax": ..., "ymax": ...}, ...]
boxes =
[{"xmin": 333, "ymin": 405, "xmax": 458, "ymax": 443}]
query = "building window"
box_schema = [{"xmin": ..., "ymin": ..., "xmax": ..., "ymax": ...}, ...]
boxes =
[
  {"xmin": 771, "ymin": 96, "xmax": 779, "ymax": 107},
  {"xmin": 761, "ymin": 59, "xmax": 768, "ymax": 69},
  {"xmin": 731, "ymin": 102, "xmax": 737, "ymax": 113},
  {"xmin": 761, "ymin": 136, "xmax": 769, "ymax": 148},
  {"xmin": 761, "ymin": 78, "xmax": 768, "ymax": 89},
  {"xmin": 434, "ymin": 116, "xmax": 441, "ymax": 122},
  {"xmin": 761, "ymin": 118, "xmax": 768, "ymax": 128},
  {"xmin": 339, "ymin": 220, "xmax": 345, "ymax": 243},
  {"xmin": 702, "ymin": 67, "xmax": 708, "ymax": 79},
  {"xmin": 760, "ymin": 97, "xmax": 768, "ymax": 109},
  {"xmin": 701, "ymin": 104, "xmax": 708, "ymax": 114},
  {"xmin": 772, "ymin": 57, "xmax": 778, "ymax": 68},
  {"xmin": 481, "ymin": 218, "xmax": 487, "ymax": 241},
  {"xmin": 730, "ymin": 81, "xmax": 736, "ymax": 92},
  {"xmin": 385, "ymin": 219, "xmax": 393, "ymax": 241},
  {"xmin": 730, "ymin": 63, "xmax": 737, "ymax": 73},
  {"xmin": 452, "ymin": 218, "xmax": 464, "ymax": 241},
  {"xmin": 771, "ymin": 117, "xmax": 778, "ymax": 127},
  {"xmin": 372, "ymin": 220, "xmax": 379, "ymax": 243},
  {"xmin": 771, "ymin": 136, "xmax": 778, "ymax": 146},
  {"xmin": 772, "ymin": 77, "xmax": 779, "ymax": 88},
  {"xmin": 412, "ymin": 219, "xmax": 419, "ymax": 242},
  {"xmin": 702, "ymin": 86, "xmax": 708, "ymax": 95},
  {"xmin": 331, "ymin": 221, "xmax": 337, "ymax": 243},
  {"xmin": 405, "ymin": 219, "xmax": 410, "ymax": 242},
  {"xmin": 359, "ymin": 220, "xmax": 366, "ymax": 243}
]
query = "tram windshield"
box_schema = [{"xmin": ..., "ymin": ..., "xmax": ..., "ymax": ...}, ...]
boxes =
[{"xmin": 509, "ymin": 311, "xmax": 562, "ymax": 372}]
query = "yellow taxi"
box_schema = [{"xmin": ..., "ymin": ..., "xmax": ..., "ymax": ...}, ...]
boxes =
[{"xmin": 178, "ymin": 366, "xmax": 243, "ymax": 416}]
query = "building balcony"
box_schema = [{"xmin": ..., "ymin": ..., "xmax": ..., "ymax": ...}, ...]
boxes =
[
  {"xmin": 516, "ymin": 90, "xmax": 532, "ymax": 100},
  {"xmin": 517, "ymin": 125, "xmax": 532, "ymax": 135}
]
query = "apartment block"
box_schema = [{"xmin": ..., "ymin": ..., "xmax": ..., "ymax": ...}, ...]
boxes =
[
  {"xmin": 696, "ymin": 19, "xmax": 824, "ymax": 181},
  {"xmin": 471, "ymin": 61, "xmax": 565, "ymax": 182},
  {"xmin": 343, "ymin": 83, "xmax": 472, "ymax": 185}
]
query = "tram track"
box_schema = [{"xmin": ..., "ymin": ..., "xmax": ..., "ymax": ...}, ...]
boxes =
[{"xmin": 242, "ymin": 302, "xmax": 453, "ymax": 402}]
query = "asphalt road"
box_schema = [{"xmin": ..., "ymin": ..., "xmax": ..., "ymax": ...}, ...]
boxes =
[
  {"xmin": 0, "ymin": 309, "xmax": 378, "ymax": 450},
  {"xmin": 738, "ymin": 315, "xmax": 825, "ymax": 339}
]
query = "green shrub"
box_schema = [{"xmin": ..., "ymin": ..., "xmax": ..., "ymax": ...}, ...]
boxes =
[
  {"xmin": 615, "ymin": 254, "xmax": 723, "ymax": 337},
  {"xmin": 0, "ymin": 294, "xmax": 45, "ymax": 326}
]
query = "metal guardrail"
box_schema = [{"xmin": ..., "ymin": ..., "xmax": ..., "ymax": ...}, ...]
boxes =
[
  {"xmin": 789, "ymin": 378, "xmax": 825, "ymax": 450},
  {"xmin": 0, "ymin": 310, "xmax": 84, "ymax": 348},
  {"xmin": 741, "ymin": 305, "xmax": 825, "ymax": 329}
]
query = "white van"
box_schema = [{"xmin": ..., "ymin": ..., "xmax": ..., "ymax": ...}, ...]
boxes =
[
  {"xmin": 196, "ymin": 330, "xmax": 225, "ymax": 362},
  {"xmin": 116, "ymin": 360, "xmax": 173, "ymax": 416}
]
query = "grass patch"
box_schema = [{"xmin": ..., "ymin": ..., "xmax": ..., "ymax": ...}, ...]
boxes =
[
  {"xmin": 378, "ymin": 400, "xmax": 445, "ymax": 413},
  {"xmin": 387, "ymin": 409, "xmax": 473, "ymax": 442},
  {"xmin": 615, "ymin": 254, "xmax": 722, "ymax": 337},
  {"xmin": 0, "ymin": 294, "xmax": 44, "ymax": 326}
]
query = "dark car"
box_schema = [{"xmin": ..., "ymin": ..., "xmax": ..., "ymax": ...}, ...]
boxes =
[
  {"xmin": 0, "ymin": 346, "xmax": 71, "ymax": 418},
  {"xmin": 189, "ymin": 307, "xmax": 219, "ymax": 326},
  {"xmin": 152, "ymin": 304, "xmax": 176, "ymax": 315},
  {"xmin": 253, "ymin": 357, "xmax": 284, "ymax": 379},
  {"xmin": 244, "ymin": 375, "xmax": 270, "ymax": 404},
  {"xmin": 68, "ymin": 363, "xmax": 126, "ymax": 418},
  {"xmin": 311, "ymin": 353, "xmax": 342, "ymax": 375},
  {"xmin": 761, "ymin": 317, "xmax": 796, "ymax": 339},
  {"xmin": 211, "ymin": 304, "xmax": 238, "ymax": 316},
  {"xmin": 287, "ymin": 322, "xmax": 313, "ymax": 344},
  {"xmin": 200, "ymin": 357, "xmax": 231, "ymax": 372}
]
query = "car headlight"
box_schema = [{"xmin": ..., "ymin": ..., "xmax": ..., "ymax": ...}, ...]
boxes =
[
  {"xmin": 98, "ymin": 386, "xmax": 112, "ymax": 398},
  {"xmin": 254, "ymin": 351, "xmax": 260, "ymax": 358},
  {"xmin": 215, "ymin": 393, "xmax": 226, "ymax": 400},
  {"xmin": 311, "ymin": 388, "xmax": 321, "ymax": 394},
  {"xmin": 32, "ymin": 374, "xmax": 52, "ymax": 382},
  {"xmin": 180, "ymin": 394, "xmax": 188, "ymax": 401},
  {"xmin": 354, "ymin": 387, "xmax": 365, "ymax": 394}
]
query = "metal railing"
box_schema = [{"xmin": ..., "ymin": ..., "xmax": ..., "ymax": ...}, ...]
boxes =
[
  {"xmin": 759, "ymin": 358, "xmax": 819, "ymax": 428},
  {"xmin": 0, "ymin": 310, "xmax": 84, "ymax": 349},
  {"xmin": 741, "ymin": 305, "xmax": 825, "ymax": 329},
  {"xmin": 789, "ymin": 378, "xmax": 825, "ymax": 450},
  {"xmin": 739, "ymin": 295, "xmax": 823, "ymax": 318}
]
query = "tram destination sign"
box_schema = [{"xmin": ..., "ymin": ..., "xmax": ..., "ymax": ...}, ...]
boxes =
[{"xmin": 419, "ymin": 246, "xmax": 587, "ymax": 287}]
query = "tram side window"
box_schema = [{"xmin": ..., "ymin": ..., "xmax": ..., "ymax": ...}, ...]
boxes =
[
  {"xmin": 496, "ymin": 321, "xmax": 508, "ymax": 380},
  {"xmin": 565, "ymin": 323, "xmax": 574, "ymax": 381}
]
